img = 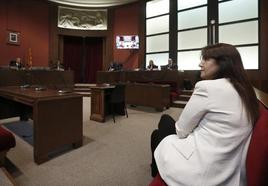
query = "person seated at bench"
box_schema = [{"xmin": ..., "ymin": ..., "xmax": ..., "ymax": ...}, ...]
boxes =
[
  {"xmin": 147, "ymin": 60, "xmax": 158, "ymax": 71},
  {"xmin": 166, "ymin": 58, "xmax": 177, "ymax": 70},
  {"xmin": 108, "ymin": 62, "xmax": 117, "ymax": 71},
  {"xmin": 9, "ymin": 58, "xmax": 23, "ymax": 70},
  {"xmin": 150, "ymin": 43, "xmax": 259, "ymax": 186},
  {"xmin": 108, "ymin": 62, "xmax": 123, "ymax": 71}
]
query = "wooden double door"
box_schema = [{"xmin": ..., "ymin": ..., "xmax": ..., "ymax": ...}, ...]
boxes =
[{"xmin": 63, "ymin": 36, "xmax": 103, "ymax": 83}]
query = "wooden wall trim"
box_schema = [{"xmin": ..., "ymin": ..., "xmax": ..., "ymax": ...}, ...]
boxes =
[{"xmin": 138, "ymin": 1, "xmax": 145, "ymax": 68}]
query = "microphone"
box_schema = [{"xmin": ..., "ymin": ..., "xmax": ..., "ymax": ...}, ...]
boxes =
[
  {"xmin": 57, "ymin": 71, "xmax": 72, "ymax": 93},
  {"xmin": 19, "ymin": 71, "xmax": 31, "ymax": 88}
]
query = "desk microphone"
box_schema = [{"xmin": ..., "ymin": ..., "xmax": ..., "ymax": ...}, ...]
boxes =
[
  {"xmin": 57, "ymin": 71, "xmax": 72, "ymax": 92},
  {"xmin": 35, "ymin": 87, "xmax": 46, "ymax": 91},
  {"xmin": 19, "ymin": 71, "xmax": 31, "ymax": 87}
]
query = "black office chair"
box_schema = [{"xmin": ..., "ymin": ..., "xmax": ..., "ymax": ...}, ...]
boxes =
[{"xmin": 110, "ymin": 84, "xmax": 128, "ymax": 123}]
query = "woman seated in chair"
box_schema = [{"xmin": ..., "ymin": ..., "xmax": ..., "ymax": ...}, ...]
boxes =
[
  {"xmin": 150, "ymin": 43, "xmax": 259, "ymax": 186},
  {"xmin": 147, "ymin": 60, "xmax": 158, "ymax": 70}
]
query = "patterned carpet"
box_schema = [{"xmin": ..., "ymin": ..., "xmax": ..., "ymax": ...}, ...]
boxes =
[{"xmin": 3, "ymin": 121, "xmax": 33, "ymax": 146}]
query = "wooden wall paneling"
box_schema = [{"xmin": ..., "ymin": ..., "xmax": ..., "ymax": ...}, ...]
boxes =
[
  {"xmin": 138, "ymin": 1, "xmax": 146, "ymax": 68},
  {"xmin": 169, "ymin": 0, "xmax": 178, "ymax": 63},
  {"xmin": 112, "ymin": 2, "xmax": 141, "ymax": 69},
  {"xmin": 0, "ymin": 0, "xmax": 49, "ymax": 66},
  {"xmin": 48, "ymin": 3, "xmax": 58, "ymax": 63},
  {"xmin": 106, "ymin": 7, "xmax": 115, "ymax": 70},
  {"xmin": 259, "ymin": 0, "xmax": 268, "ymax": 92},
  {"xmin": 58, "ymin": 35, "xmax": 64, "ymax": 64}
]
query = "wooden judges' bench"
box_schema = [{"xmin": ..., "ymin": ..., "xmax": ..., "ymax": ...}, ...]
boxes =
[
  {"xmin": 0, "ymin": 68, "xmax": 74, "ymax": 88},
  {"xmin": 97, "ymin": 71, "xmax": 183, "ymax": 110}
]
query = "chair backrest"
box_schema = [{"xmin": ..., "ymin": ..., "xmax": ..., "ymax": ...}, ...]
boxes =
[
  {"xmin": 160, "ymin": 65, "xmax": 167, "ymax": 71},
  {"xmin": 149, "ymin": 174, "xmax": 167, "ymax": 186},
  {"xmin": 110, "ymin": 84, "xmax": 126, "ymax": 103},
  {"xmin": 246, "ymin": 103, "xmax": 268, "ymax": 186},
  {"xmin": 0, "ymin": 126, "xmax": 16, "ymax": 151}
]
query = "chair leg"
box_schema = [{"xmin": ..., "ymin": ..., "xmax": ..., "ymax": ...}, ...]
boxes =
[
  {"xmin": 125, "ymin": 104, "xmax": 128, "ymax": 118},
  {"xmin": 0, "ymin": 151, "xmax": 7, "ymax": 167},
  {"xmin": 112, "ymin": 104, "xmax": 115, "ymax": 123}
]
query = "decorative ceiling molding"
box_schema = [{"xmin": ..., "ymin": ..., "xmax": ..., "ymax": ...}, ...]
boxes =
[{"xmin": 48, "ymin": 0, "xmax": 139, "ymax": 7}]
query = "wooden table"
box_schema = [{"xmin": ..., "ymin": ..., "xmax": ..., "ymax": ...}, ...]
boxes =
[
  {"xmin": 90, "ymin": 84, "xmax": 115, "ymax": 122},
  {"xmin": 0, "ymin": 86, "xmax": 83, "ymax": 164},
  {"xmin": 126, "ymin": 83, "xmax": 170, "ymax": 111}
]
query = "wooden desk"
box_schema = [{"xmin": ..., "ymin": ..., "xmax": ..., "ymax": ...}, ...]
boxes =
[
  {"xmin": 90, "ymin": 84, "xmax": 115, "ymax": 122},
  {"xmin": 0, "ymin": 69, "xmax": 75, "ymax": 120},
  {"xmin": 96, "ymin": 70, "xmax": 182, "ymax": 85},
  {"xmin": 0, "ymin": 86, "xmax": 82, "ymax": 164},
  {"xmin": 96, "ymin": 71, "xmax": 180, "ymax": 109},
  {"xmin": 126, "ymin": 83, "xmax": 170, "ymax": 110}
]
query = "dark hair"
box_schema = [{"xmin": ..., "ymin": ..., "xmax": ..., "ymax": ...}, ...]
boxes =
[{"xmin": 201, "ymin": 43, "xmax": 259, "ymax": 125}]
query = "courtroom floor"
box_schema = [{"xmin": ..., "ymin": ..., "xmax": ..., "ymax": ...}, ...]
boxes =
[{"xmin": 1, "ymin": 97, "xmax": 183, "ymax": 186}]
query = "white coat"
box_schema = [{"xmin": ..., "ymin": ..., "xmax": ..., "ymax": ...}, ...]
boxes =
[{"xmin": 155, "ymin": 78, "xmax": 252, "ymax": 186}]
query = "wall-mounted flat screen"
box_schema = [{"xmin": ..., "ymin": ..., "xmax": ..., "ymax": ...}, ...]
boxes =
[{"xmin": 116, "ymin": 35, "xmax": 139, "ymax": 49}]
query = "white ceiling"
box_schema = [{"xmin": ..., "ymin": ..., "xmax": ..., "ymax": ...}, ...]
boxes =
[{"xmin": 48, "ymin": 0, "xmax": 140, "ymax": 7}]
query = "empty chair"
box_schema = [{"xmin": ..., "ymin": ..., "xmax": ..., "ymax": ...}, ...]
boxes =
[{"xmin": 110, "ymin": 84, "xmax": 128, "ymax": 123}]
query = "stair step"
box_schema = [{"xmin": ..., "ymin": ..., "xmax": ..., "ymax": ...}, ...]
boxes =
[
  {"xmin": 75, "ymin": 92, "xmax": 91, "ymax": 97},
  {"xmin": 173, "ymin": 100, "xmax": 188, "ymax": 104},
  {"xmin": 74, "ymin": 83, "xmax": 93, "ymax": 96},
  {"xmin": 75, "ymin": 83, "xmax": 96, "ymax": 87},
  {"xmin": 180, "ymin": 94, "xmax": 191, "ymax": 97},
  {"xmin": 171, "ymin": 100, "xmax": 187, "ymax": 108},
  {"xmin": 74, "ymin": 88, "xmax": 91, "ymax": 91},
  {"xmin": 178, "ymin": 95, "xmax": 191, "ymax": 101},
  {"xmin": 181, "ymin": 89, "xmax": 193, "ymax": 95},
  {"xmin": 171, "ymin": 102, "xmax": 186, "ymax": 108}
]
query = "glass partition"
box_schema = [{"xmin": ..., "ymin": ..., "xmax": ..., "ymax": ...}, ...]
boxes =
[
  {"xmin": 178, "ymin": 7, "xmax": 207, "ymax": 30},
  {"xmin": 177, "ymin": 0, "xmax": 207, "ymax": 70},
  {"xmin": 146, "ymin": 34, "xmax": 169, "ymax": 53},
  {"xmin": 219, "ymin": 21, "xmax": 258, "ymax": 45},
  {"xmin": 237, "ymin": 46, "xmax": 258, "ymax": 70},
  {"xmin": 146, "ymin": 0, "xmax": 170, "ymax": 69},
  {"xmin": 178, "ymin": 28, "xmax": 207, "ymax": 50},
  {"xmin": 219, "ymin": 0, "xmax": 258, "ymax": 23},
  {"xmin": 145, "ymin": 0, "xmax": 259, "ymax": 71},
  {"xmin": 177, "ymin": 51, "xmax": 201, "ymax": 70},
  {"xmin": 146, "ymin": 0, "xmax": 169, "ymax": 18},
  {"xmin": 146, "ymin": 15, "xmax": 169, "ymax": 35},
  {"xmin": 178, "ymin": 0, "xmax": 207, "ymax": 10},
  {"xmin": 218, "ymin": 0, "xmax": 259, "ymax": 69}
]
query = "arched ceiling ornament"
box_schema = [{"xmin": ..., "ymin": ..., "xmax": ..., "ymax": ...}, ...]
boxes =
[{"xmin": 48, "ymin": 0, "xmax": 139, "ymax": 7}]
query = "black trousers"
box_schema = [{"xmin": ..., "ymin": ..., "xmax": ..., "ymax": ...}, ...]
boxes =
[{"xmin": 150, "ymin": 114, "xmax": 176, "ymax": 177}]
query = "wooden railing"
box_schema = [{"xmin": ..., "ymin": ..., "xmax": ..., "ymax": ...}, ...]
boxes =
[{"xmin": 254, "ymin": 87, "xmax": 268, "ymax": 109}]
